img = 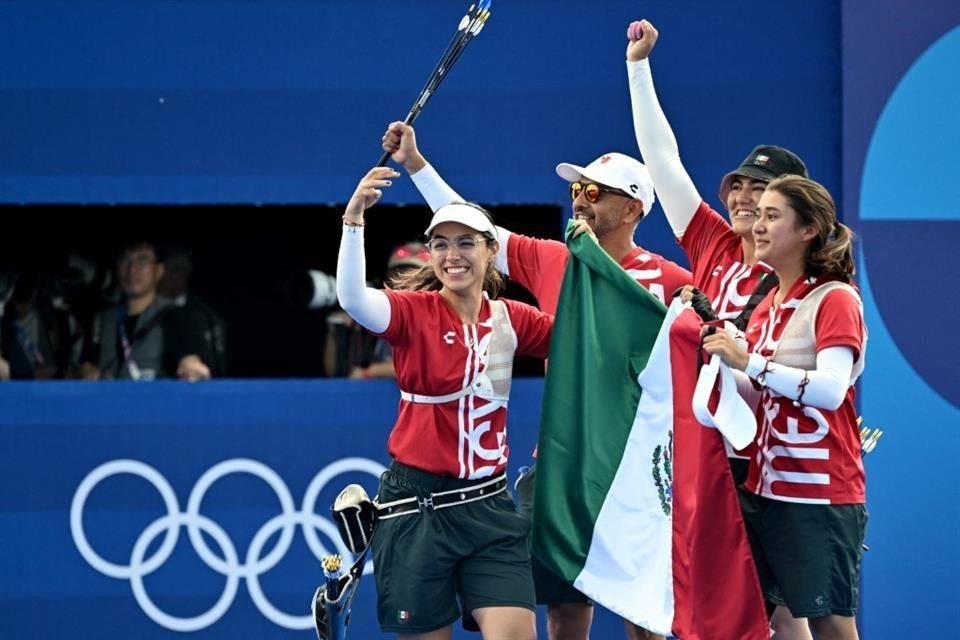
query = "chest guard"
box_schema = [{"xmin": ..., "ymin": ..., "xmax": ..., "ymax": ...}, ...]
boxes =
[
  {"xmin": 400, "ymin": 299, "xmax": 516, "ymax": 405},
  {"xmin": 774, "ymin": 281, "xmax": 866, "ymax": 386}
]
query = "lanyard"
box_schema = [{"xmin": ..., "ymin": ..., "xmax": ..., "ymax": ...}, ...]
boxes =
[{"xmin": 116, "ymin": 308, "xmax": 142, "ymax": 380}]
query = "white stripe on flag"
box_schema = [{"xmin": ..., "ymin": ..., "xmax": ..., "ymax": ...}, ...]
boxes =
[{"xmin": 573, "ymin": 300, "xmax": 685, "ymax": 635}]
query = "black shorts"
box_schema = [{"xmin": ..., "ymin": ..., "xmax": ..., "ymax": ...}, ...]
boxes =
[
  {"xmin": 729, "ymin": 457, "xmax": 750, "ymax": 487},
  {"xmin": 739, "ymin": 489, "xmax": 867, "ymax": 618},
  {"xmin": 372, "ymin": 461, "xmax": 536, "ymax": 634},
  {"xmin": 514, "ymin": 464, "xmax": 591, "ymax": 606}
]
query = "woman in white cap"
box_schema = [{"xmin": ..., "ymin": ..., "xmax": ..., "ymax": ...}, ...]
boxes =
[
  {"xmin": 337, "ymin": 167, "xmax": 553, "ymax": 640},
  {"xmin": 701, "ymin": 175, "xmax": 867, "ymax": 640}
]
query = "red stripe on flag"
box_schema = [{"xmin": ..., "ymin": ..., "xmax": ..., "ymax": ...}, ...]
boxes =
[{"xmin": 669, "ymin": 309, "xmax": 769, "ymax": 640}]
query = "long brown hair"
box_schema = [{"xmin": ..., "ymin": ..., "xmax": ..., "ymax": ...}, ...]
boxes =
[
  {"xmin": 765, "ymin": 175, "xmax": 856, "ymax": 282},
  {"xmin": 388, "ymin": 203, "xmax": 505, "ymax": 298}
]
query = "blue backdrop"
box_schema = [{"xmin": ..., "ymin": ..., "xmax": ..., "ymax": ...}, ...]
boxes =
[{"xmin": 0, "ymin": 0, "xmax": 841, "ymax": 211}]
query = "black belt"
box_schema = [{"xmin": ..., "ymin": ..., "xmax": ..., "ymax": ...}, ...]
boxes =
[{"xmin": 377, "ymin": 474, "xmax": 507, "ymax": 520}]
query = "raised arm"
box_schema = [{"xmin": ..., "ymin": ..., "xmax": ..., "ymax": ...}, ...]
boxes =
[
  {"xmin": 383, "ymin": 122, "xmax": 463, "ymax": 211},
  {"xmin": 382, "ymin": 122, "xmax": 515, "ymax": 275},
  {"xmin": 336, "ymin": 168, "xmax": 396, "ymax": 334},
  {"xmin": 626, "ymin": 19, "xmax": 702, "ymax": 238}
]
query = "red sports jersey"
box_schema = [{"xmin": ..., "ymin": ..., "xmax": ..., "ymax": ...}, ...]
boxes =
[
  {"xmin": 379, "ymin": 289, "xmax": 553, "ymax": 479},
  {"xmin": 506, "ymin": 232, "xmax": 692, "ymax": 313},
  {"xmin": 742, "ymin": 277, "xmax": 866, "ymax": 504},
  {"xmin": 680, "ymin": 202, "xmax": 772, "ymax": 321}
]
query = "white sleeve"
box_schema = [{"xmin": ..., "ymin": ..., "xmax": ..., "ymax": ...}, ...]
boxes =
[
  {"xmin": 336, "ymin": 225, "xmax": 391, "ymax": 334},
  {"xmin": 732, "ymin": 369, "xmax": 762, "ymax": 412},
  {"xmin": 493, "ymin": 226, "xmax": 513, "ymax": 275},
  {"xmin": 627, "ymin": 59, "xmax": 703, "ymax": 238},
  {"xmin": 745, "ymin": 346, "xmax": 855, "ymax": 410},
  {"xmin": 409, "ymin": 162, "xmax": 464, "ymax": 212}
]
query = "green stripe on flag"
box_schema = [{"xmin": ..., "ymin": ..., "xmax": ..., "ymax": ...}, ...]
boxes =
[{"xmin": 532, "ymin": 226, "xmax": 667, "ymax": 582}]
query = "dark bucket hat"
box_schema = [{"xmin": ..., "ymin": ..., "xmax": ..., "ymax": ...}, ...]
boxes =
[{"xmin": 718, "ymin": 145, "xmax": 808, "ymax": 202}]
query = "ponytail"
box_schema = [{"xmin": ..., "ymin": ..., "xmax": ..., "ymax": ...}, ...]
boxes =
[
  {"xmin": 807, "ymin": 221, "xmax": 856, "ymax": 282},
  {"xmin": 765, "ymin": 175, "xmax": 856, "ymax": 282}
]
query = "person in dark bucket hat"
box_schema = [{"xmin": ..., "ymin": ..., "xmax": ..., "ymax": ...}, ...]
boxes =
[
  {"xmin": 626, "ymin": 18, "xmax": 817, "ymax": 640},
  {"xmin": 718, "ymin": 145, "xmax": 809, "ymax": 203}
]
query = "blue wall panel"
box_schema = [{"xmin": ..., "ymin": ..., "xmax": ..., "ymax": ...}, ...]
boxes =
[
  {"xmin": 0, "ymin": 380, "xmax": 554, "ymax": 638},
  {"xmin": 842, "ymin": 1, "xmax": 960, "ymax": 636},
  {"xmin": 0, "ymin": 1, "xmax": 840, "ymax": 208}
]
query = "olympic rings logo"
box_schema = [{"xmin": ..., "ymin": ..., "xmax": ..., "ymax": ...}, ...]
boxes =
[{"xmin": 70, "ymin": 457, "xmax": 386, "ymax": 632}]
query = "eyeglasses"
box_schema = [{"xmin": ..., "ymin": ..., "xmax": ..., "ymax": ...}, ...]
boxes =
[
  {"xmin": 569, "ymin": 181, "xmax": 629, "ymax": 203},
  {"xmin": 427, "ymin": 235, "xmax": 486, "ymax": 255}
]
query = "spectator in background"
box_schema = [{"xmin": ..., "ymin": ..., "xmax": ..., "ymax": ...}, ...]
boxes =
[
  {"xmin": 323, "ymin": 241, "xmax": 430, "ymax": 379},
  {"xmin": 156, "ymin": 244, "xmax": 228, "ymax": 378},
  {"xmin": 0, "ymin": 271, "xmax": 81, "ymax": 379},
  {"xmin": 80, "ymin": 240, "xmax": 214, "ymax": 382}
]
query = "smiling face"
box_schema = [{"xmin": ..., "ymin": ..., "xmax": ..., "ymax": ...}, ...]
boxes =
[
  {"xmin": 725, "ymin": 175, "xmax": 769, "ymax": 237},
  {"xmin": 427, "ymin": 221, "xmax": 498, "ymax": 297},
  {"xmin": 752, "ymin": 189, "xmax": 817, "ymax": 271},
  {"xmin": 571, "ymin": 181, "xmax": 642, "ymax": 243}
]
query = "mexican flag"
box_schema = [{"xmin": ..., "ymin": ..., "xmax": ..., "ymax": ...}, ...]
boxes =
[{"xmin": 531, "ymin": 231, "xmax": 768, "ymax": 639}]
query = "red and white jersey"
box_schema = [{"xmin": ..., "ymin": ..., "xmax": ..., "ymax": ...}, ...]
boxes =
[
  {"xmin": 680, "ymin": 202, "xmax": 772, "ymax": 321},
  {"xmin": 379, "ymin": 289, "xmax": 552, "ymax": 479},
  {"xmin": 742, "ymin": 276, "xmax": 867, "ymax": 505},
  {"xmin": 505, "ymin": 232, "xmax": 692, "ymax": 314}
]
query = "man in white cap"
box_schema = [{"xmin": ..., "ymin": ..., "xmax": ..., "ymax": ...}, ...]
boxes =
[{"xmin": 382, "ymin": 122, "xmax": 690, "ymax": 640}]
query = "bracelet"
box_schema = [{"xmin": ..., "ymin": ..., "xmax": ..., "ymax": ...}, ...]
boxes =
[
  {"xmin": 755, "ymin": 358, "xmax": 774, "ymax": 387},
  {"xmin": 794, "ymin": 372, "xmax": 810, "ymax": 407},
  {"xmin": 342, "ymin": 216, "xmax": 365, "ymax": 227}
]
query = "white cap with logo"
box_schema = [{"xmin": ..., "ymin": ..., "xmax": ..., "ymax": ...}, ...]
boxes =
[
  {"xmin": 556, "ymin": 152, "xmax": 656, "ymax": 216},
  {"xmin": 424, "ymin": 203, "xmax": 498, "ymax": 240}
]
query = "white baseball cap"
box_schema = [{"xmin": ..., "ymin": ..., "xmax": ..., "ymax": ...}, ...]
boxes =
[
  {"xmin": 424, "ymin": 203, "xmax": 498, "ymax": 240},
  {"xmin": 556, "ymin": 152, "xmax": 656, "ymax": 216}
]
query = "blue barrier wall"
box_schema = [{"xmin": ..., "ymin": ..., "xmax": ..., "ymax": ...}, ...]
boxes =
[
  {"xmin": 0, "ymin": 376, "xmax": 954, "ymax": 639},
  {"xmin": 0, "ymin": 380, "xmax": 549, "ymax": 639}
]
